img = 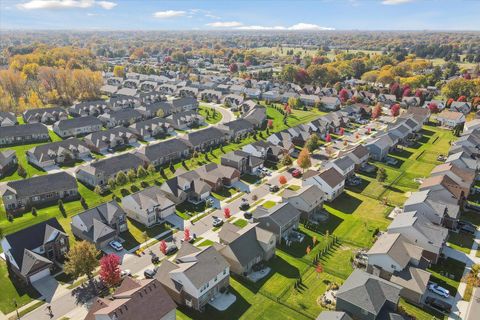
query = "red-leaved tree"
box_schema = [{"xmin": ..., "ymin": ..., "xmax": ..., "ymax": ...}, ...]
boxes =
[
  {"xmin": 99, "ymin": 254, "xmax": 121, "ymax": 288},
  {"xmin": 339, "ymin": 127, "xmax": 345, "ymax": 136},
  {"xmin": 338, "ymin": 89, "xmax": 349, "ymax": 103},
  {"xmin": 160, "ymin": 240, "xmax": 167, "ymax": 255},
  {"xmin": 325, "ymin": 133, "xmax": 332, "ymax": 143},
  {"xmin": 390, "ymin": 104, "xmax": 400, "ymax": 117},
  {"xmin": 229, "ymin": 63, "xmax": 238, "ymax": 73},
  {"xmin": 267, "ymin": 119, "xmax": 273, "ymax": 129},
  {"xmin": 372, "ymin": 104, "xmax": 382, "ymax": 119},
  {"xmin": 184, "ymin": 228, "xmax": 190, "ymax": 242},
  {"xmin": 428, "ymin": 102, "xmax": 439, "ymax": 113},
  {"xmin": 224, "ymin": 208, "xmax": 231, "ymax": 219},
  {"xmin": 458, "ymin": 96, "xmax": 467, "ymax": 102},
  {"xmin": 446, "ymin": 98, "xmax": 454, "ymax": 107},
  {"xmin": 279, "ymin": 175, "xmax": 287, "ymax": 185}
]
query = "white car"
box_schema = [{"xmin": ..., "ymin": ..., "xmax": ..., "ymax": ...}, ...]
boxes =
[
  {"xmin": 120, "ymin": 269, "xmax": 131, "ymax": 278},
  {"xmin": 109, "ymin": 240, "xmax": 124, "ymax": 252},
  {"xmin": 428, "ymin": 283, "xmax": 449, "ymax": 298}
]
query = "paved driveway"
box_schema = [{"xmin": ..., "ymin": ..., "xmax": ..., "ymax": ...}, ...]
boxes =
[{"xmin": 32, "ymin": 276, "xmax": 64, "ymax": 303}]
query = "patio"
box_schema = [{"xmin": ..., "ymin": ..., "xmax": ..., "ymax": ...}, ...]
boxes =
[
  {"xmin": 208, "ymin": 292, "xmax": 237, "ymax": 311},
  {"xmin": 247, "ymin": 267, "xmax": 272, "ymax": 283}
]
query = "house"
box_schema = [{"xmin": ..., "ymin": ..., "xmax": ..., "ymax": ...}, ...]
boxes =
[
  {"xmin": 71, "ymin": 201, "xmax": 128, "ymax": 249},
  {"xmin": 135, "ymin": 139, "xmax": 190, "ymax": 167},
  {"xmin": 223, "ymin": 94, "xmax": 243, "ymax": 107},
  {"xmin": 1, "ymin": 172, "xmax": 78, "ymax": 214},
  {"xmin": 167, "ymin": 111, "xmax": 204, "ymax": 130},
  {"xmin": 75, "ymin": 153, "xmax": 147, "ymax": 187},
  {"xmin": 317, "ymin": 311, "xmax": 353, "ymax": 320},
  {"xmin": 160, "ymin": 174, "xmax": 197, "ymax": 204},
  {"xmin": 450, "ymin": 101, "xmax": 472, "ymax": 114},
  {"xmin": 181, "ymin": 127, "xmax": 227, "ymax": 151},
  {"xmin": 23, "ymin": 107, "xmax": 67, "ymax": 124},
  {"xmin": 121, "ymin": 186, "xmax": 176, "ymax": 227},
  {"xmin": 464, "ymin": 119, "xmax": 480, "ymax": 133},
  {"xmin": 215, "ymin": 222, "xmax": 276, "ymax": 276},
  {"xmin": 129, "ymin": 117, "xmax": 173, "ymax": 140},
  {"xmin": 377, "ymin": 94, "xmax": 397, "ymax": 105},
  {"xmin": 155, "ymin": 243, "xmax": 230, "ymax": 311},
  {"xmin": 0, "ymin": 150, "xmax": 17, "ymax": 177},
  {"xmin": 243, "ymin": 105, "xmax": 267, "ymax": 128},
  {"xmin": 84, "ymin": 127, "xmax": 137, "ymax": 153},
  {"xmin": 178, "ymin": 86, "xmax": 198, "ymax": 98},
  {"xmin": 320, "ymin": 96, "xmax": 341, "ymax": 110},
  {"xmin": 446, "ymin": 151, "xmax": 479, "ymax": 171},
  {"xmin": 0, "ymin": 123, "xmax": 49, "ymax": 146},
  {"xmin": 435, "ymin": 110, "xmax": 465, "ymax": 128},
  {"xmin": 53, "ymin": 116, "xmax": 103, "ymax": 138},
  {"xmin": 430, "ymin": 162, "xmax": 475, "ymax": 191},
  {"xmin": 300, "ymin": 94, "xmax": 321, "ymax": 106},
  {"xmin": 403, "ymin": 190, "xmax": 449, "ymax": 226},
  {"xmin": 252, "ymin": 202, "xmax": 301, "ymax": 244},
  {"xmin": 1, "ymin": 218, "xmax": 69, "ymax": 285},
  {"xmin": 365, "ymin": 134, "xmax": 395, "ymax": 161},
  {"xmin": 200, "ymin": 89, "xmax": 222, "ymax": 103},
  {"xmin": 281, "ymin": 92, "xmax": 299, "ymax": 103},
  {"xmin": 262, "ymin": 91, "xmax": 281, "ymax": 102},
  {"xmin": 171, "ymin": 96, "xmax": 199, "ymax": 113},
  {"xmin": 242, "ymin": 140, "xmax": 275, "ymax": 161},
  {"xmin": 85, "ymin": 278, "xmax": 177, "ymax": 320},
  {"xmin": 387, "ymin": 211, "xmax": 448, "ymax": 263},
  {"xmin": 401, "ymin": 96, "xmax": 420, "ymax": 108},
  {"xmin": 244, "ymin": 88, "xmax": 261, "ymax": 99},
  {"xmin": 220, "ymin": 150, "xmax": 263, "ymax": 175},
  {"xmin": 340, "ymin": 145, "xmax": 369, "ymax": 169},
  {"xmin": 354, "ymin": 91, "xmax": 376, "ymax": 104},
  {"xmin": 302, "ymin": 168, "xmax": 345, "ymax": 201},
  {"xmin": 453, "ymin": 133, "xmax": 480, "ymax": 149},
  {"xmin": 335, "ymin": 269, "xmax": 402, "ymax": 320},
  {"xmin": 69, "ymin": 100, "xmax": 108, "ymax": 117},
  {"xmin": 282, "ymin": 185, "xmax": 325, "ymax": 220},
  {"xmin": 329, "ymin": 156, "xmax": 355, "ymax": 178},
  {"xmin": 419, "ymin": 174, "xmax": 466, "ymax": 202},
  {"xmin": 0, "ymin": 111, "xmax": 18, "ymax": 126},
  {"xmin": 98, "ymin": 109, "xmax": 143, "ymax": 128},
  {"xmin": 135, "ymin": 102, "xmax": 170, "ymax": 119},
  {"xmin": 406, "ymin": 107, "xmax": 430, "ymax": 124},
  {"xmin": 194, "ymin": 163, "xmax": 241, "ymax": 190},
  {"xmin": 218, "ymin": 119, "xmax": 255, "ymax": 140},
  {"xmin": 26, "ymin": 138, "xmax": 90, "ymax": 168}
]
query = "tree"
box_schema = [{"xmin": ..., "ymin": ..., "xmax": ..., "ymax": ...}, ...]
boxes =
[
  {"xmin": 458, "ymin": 95, "xmax": 467, "ymax": 102},
  {"xmin": 279, "ymin": 175, "xmax": 287, "ymax": 185},
  {"xmin": 229, "ymin": 63, "xmax": 238, "ymax": 73},
  {"xmin": 428, "ymin": 102, "xmax": 439, "ymax": 113},
  {"xmin": 297, "ymin": 148, "xmax": 311, "ymax": 172},
  {"xmin": 372, "ymin": 104, "xmax": 383, "ymax": 119},
  {"xmin": 64, "ymin": 241, "xmax": 99, "ymax": 280},
  {"xmin": 338, "ymin": 127, "xmax": 345, "ymax": 136},
  {"xmin": 99, "ymin": 254, "xmax": 121, "ymax": 288},
  {"xmin": 94, "ymin": 185, "xmax": 102, "ymax": 195},
  {"xmin": 113, "ymin": 65, "xmax": 125, "ymax": 78},
  {"xmin": 306, "ymin": 245, "xmax": 311, "ymax": 255},
  {"xmin": 325, "ymin": 134, "xmax": 332, "ymax": 143},
  {"xmin": 280, "ymin": 153, "xmax": 293, "ymax": 167},
  {"xmin": 390, "ymin": 104, "xmax": 401, "ymax": 117},
  {"xmin": 147, "ymin": 164, "xmax": 156, "ymax": 174},
  {"xmin": 338, "ymin": 88, "xmax": 349, "ymax": 103},
  {"xmin": 305, "ymin": 134, "xmax": 320, "ymax": 152},
  {"xmin": 184, "ymin": 228, "xmax": 191, "ymax": 242},
  {"xmin": 287, "ymin": 97, "xmax": 301, "ymax": 109},
  {"xmin": 315, "ymin": 263, "xmax": 324, "ymax": 276},
  {"xmin": 267, "ymin": 119, "xmax": 273, "ymax": 129},
  {"xmin": 17, "ymin": 164, "xmax": 26, "ymax": 178},
  {"xmin": 107, "ymin": 178, "xmax": 116, "ymax": 190},
  {"xmin": 116, "ymin": 171, "xmax": 128, "ymax": 185},
  {"xmin": 224, "ymin": 208, "xmax": 231, "ymax": 219},
  {"xmin": 377, "ymin": 168, "xmax": 387, "ymax": 182},
  {"xmin": 137, "ymin": 165, "xmax": 147, "ymax": 178},
  {"xmin": 156, "ymin": 108, "xmax": 165, "ymax": 118},
  {"xmin": 159, "ymin": 240, "xmax": 167, "ymax": 255}
]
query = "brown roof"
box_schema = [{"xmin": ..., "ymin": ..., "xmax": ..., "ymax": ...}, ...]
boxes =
[
  {"xmin": 85, "ymin": 278, "xmax": 176, "ymax": 320},
  {"xmin": 431, "ymin": 163, "xmax": 475, "ymax": 186},
  {"xmin": 318, "ymin": 167, "xmax": 345, "ymax": 188},
  {"xmin": 302, "ymin": 169, "xmax": 320, "ymax": 179},
  {"xmin": 438, "ymin": 110, "xmax": 463, "ymax": 120},
  {"xmin": 420, "ymin": 175, "xmax": 465, "ymax": 200}
]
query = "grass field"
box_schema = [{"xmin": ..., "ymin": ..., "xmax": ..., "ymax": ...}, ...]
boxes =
[{"xmin": 199, "ymin": 105, "xmax": 223, "ymax": 124}]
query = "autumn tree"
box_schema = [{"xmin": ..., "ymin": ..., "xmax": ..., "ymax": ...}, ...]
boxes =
[
  {"xmin": 428, "ymin": 102, "xmax": 439, "ymax": 113},
  {"xmin": 377, "ymin": 168, "xmax": 387, "ymax": 182},
  {"xmin": 372, "ymin": 104, "xmax": 383, "ymax": 119},
  {"xmin": 64, "ymin": 241, "xmax": 99, "ymax": 280},
  {"xmin": 267, "ymin": 119, "xmax": 273, "ymax": 129},
  {"xmin": 160, "ymin": 240, "xmax": 167, "ymax": 255},
  {"xmin": 184, "ymin": 228, "xmax": 191, "ymax": 242},
  {"xmin": 297, "ymin": 148, "xmax": 312, "ymax": 172},
  {"xmin": 99, "ymin": 254, "xmax": 121, "ymax": 288},
  {"xmin": 338, "ymin": 88, "xmax": 349, "ymax": 103},
  {"xmin": 279, "ymin": 175, "xmax": 287, "ymax": 185},
  {"xmin": 305, "ymin": 134, "xmax": 320, "ymax": 152},
  {"xmin": 390, "ymin": 104, "xmax": 401, "ymax": 117},
  {"xmin": 325, "ymin": 133, "xmax": 332, "ymax": 143},
  {"xmin": 280, "ymin": 153, "xmax": 293, "ymax": 167},
  {"xmin": 224, "ymin": 208, "xmax": 231, "ymax": 219}
]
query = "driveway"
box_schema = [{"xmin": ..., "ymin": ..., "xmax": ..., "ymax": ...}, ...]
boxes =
[
  {"xmin": 164, "ymin": 213, "xmax": 186, "ymax": 230},
  {"xmin": 232, "ymin": 180, "xmax": 251, "ymax": 193},
  {"xmin": 32, "ymin": 276, "xmax": 64, "ymax": 303}
]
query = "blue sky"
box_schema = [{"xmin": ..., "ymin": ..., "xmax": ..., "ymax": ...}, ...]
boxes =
[{"xmin": 1, "ymin": 0, "xmax": 480, "ymax": 30}]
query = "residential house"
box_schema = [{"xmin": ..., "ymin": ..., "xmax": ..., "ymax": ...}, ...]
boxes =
[
  {"xmin": 220, "ymin": 150, "xmax": 263, "ymax": 175},
  {"xmin": 302, "ymin": 168, "xmax": 345, "ymax": 201},
  {"xmin": 1, "ymin": 218, "xmax": 69, "ymax": 285},
  {"xmin": 135, "ymin": 139, "xmax": 190, "ymax": 167},
  {"xmin": 69, "ymin": 100, "xmax": 108, "ymax": 117},
  {"xmin": 244, "ymin": 88, "xmax": 261, "ymax": 99},
  {"xmin": 200, "ymin": 90, "xmax": 222, "ymax": 103},
  {"xmin": 135, "ymin": 102, "xmax": 169, "ymax": 119},
  {"xmin": 377, "ymin": 94, "xmax": 397, "ymax": 106},
  {"xmin": 387, "ymin": 211, "xmax": 448, "ymax": 263},
  {"xmin": 340, "ymin": 145, "xmax": 369, "ymax": 169},
  {"xmin": 194, "ymin": 163, "xmax": 241, "ymax": 190},
  {"xmin": 71, "ymin": 201, "xmax": 128, "ymax": 249},
  {"xmin": 365, "ymin": 134, "xmax": 395, "ymax": 161},
  {"xmin": 218, "ymin": 119, "xmax": 255, "ymax": 140},
  {"xmin": 329, "ymin": 156, "xmax": 355, "ymax": 178},
  {"xmin": 98, "ymin": 109, "xmax": 143, "ymax": 128},
  {"xmin": 430, "ymin": 163, "xmax": 475, "ymax": 192},
  {"xmin": 129, "ymin": 117, "xmax": 173, "ymax": 140},
  {"xmin": 354, "ymin": 91, "xmax": 376, "ymax": 104},
  {"xmin": 403, "ymin": 190, "xmax": 449, "ymax": 226},
  {"xmin": 446, "ymin": 151, "xmax": 479, "ymax": 171},
  {"xmin": 453, "ymin": 133, "xmax": 480, "ymax": 149},
  {"xmin": 181, "ymin": 127, "xmax": 227, "ymax": 151},
  {"xmin": 0, "ymin": 150, "xmax": 17, "ymax": 177},
  {"xmin": 75, "ymin": 153, "xmax": 147, "ymax": 187},
  {"xmin": 155, "ymin": 243, "xmax": 230, "ymax": 311},
  {"xmin": 282, "ymin": 185, "xmax": 325, "ymax": 220},
  {"xmin": 401, "ymin": 96, "xmax": 420, "ymax": 108},
  {"xmin": 252, "ymin": 202, "xmax": 301, "ymax": 244},
  {"xmin": 223, "ymin": 94, "xmax": 243, "ymax": 108},
  {"xmin": 243, "ymin": 105, "xmax": 267, "ymax": 128},
  {"xmin": 464, "ymin": 119, "xmax": 480, "ymax": 133},
  {"xmin": 53, "ymin": 116, "xmax": 103, "ymax": 138},
  {"xmin": 1, "ymin": 172, "xmax": 78, "ymax": 214},
  {"xmin": 316, "ymin": 311, "xmax": 353, "ymax": 320},
  {"xmin": 320, "ymin": 96, "xmax": 341, "ymax": 110},
  {"xmin": 281, "ymin": 92, "xmax": 299, "ymax": 103},
  {"xmin": 0, "ymin": 123, "xmax": 49, "ymax": 146},
  {"xmin": 167, "ymin": 111, "xmax": 204, "ymax": 130},
  {"xmin": 23, "ymin": 107, "xmax": 67, "ymax": 124},
  {"xmin": 171, "ymin": 96, "xmax": 199, "ymax": 113},
  {"xmin": 0, "ymin": 111, "xmax": 18, "ymax": 126},
  {"xmin": 300, "ymin": 94, "xmax": 321, "ymax": 106},
  {"xmin": 215, "ymin": 222, "xmax": 276, "ymax": 276},
  {"xmin": 84, "ymin": 127, "xmax": 137, "ymax": 153},
  {"xmin": 335, "ymin": 269, "xmax": 403, "ymax": 320},
  {"xmin": 406, "ymin": 107, "xmax": 430, "ymax": 124},
  {"xmin": 450, "ymin": 101, "xmax": 472, "ymax": 114},
  {"xmin": 121, "ymin": 186, "xmax": 176, "ymax": 227},
  {"xmin": 178, "ymin": 87, "xmax": 199, "ymax": 98},
  {"xmin": 435, "ymin": 110, "xmax": 465, "ymax": 128},
  {"xmin": 242, "ymin": 140, "xmax": 275, "ymax": 161},
  {"xmin": 26, "ymin": 138, "xmax": 90, "ymax": 168},
  {"xmin": 85, "ymin": 278, "xmax": 177, "ymax": 320},
  {"xmin": 262, "ymin": 91, "xmax": 281, "ymax": 102}
]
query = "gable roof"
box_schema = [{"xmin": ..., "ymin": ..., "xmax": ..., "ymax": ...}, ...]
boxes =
[
  {"xmin": 367, "ymin": 233, "xmax": 423, "ymax": 270},
  {"xmin": 55, "ymin": 116, "xmax": 102, "ymax": 130},
  {"xmin": 252, "ymin": 202, "xmax": 301, "ymax": 227},
  {"xmin": 318, "ymin": 167, "xmax": 345, "ymax": 187},
  {"xmin": 3, "ymin": 172, "xmax": 77, "ymax": 197},
  {"xmin": 0, "ymin": 123, "xmax": 48, "ymax": 139}
]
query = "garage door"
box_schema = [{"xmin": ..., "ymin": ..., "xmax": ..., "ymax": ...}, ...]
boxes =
[{"xmin": 29, "ymin": 268, "xmax": 51, "ymax": 283}]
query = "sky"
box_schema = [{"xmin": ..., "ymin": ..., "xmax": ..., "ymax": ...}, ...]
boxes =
[{"xmin": 1, "ymin": 0, "xmax": 480, "ymax": 31}]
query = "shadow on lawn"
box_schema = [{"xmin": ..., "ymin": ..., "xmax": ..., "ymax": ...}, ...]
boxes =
[
  {"xmin": 420, "ymin": 128, "xmax": 435, "ymax": 137},
  {"xmin": 345, "ymin": 177, "xmax": 370, "ymax": 193},
  {"xmin": 390, "ymin": 148, "xmax": 413, "ymax": 159},
  {"xmin": 327, "ymin": 193, "xmax": 362, "ymax": 215},
  {"xmin": 178, "ymin": 286, "xmax": 251, "ymax": 320}
]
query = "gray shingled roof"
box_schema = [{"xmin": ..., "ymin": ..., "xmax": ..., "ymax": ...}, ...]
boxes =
[
  {"xmin": 0, "ymin": 123, "xmax": 48, "ymax": 139},
  {"xmin": 4, "ymin": 172, "xmax": 77, "ymax": 197}
]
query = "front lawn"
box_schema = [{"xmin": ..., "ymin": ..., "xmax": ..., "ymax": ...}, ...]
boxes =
[
  {"xmin": 262, "ymin": 201, "xmax": 277, "ymax": 209},
  {"xmin": 398, "ymin": 298, "xmax": 446, "ymax": 320},
  {"xmin": 233, "ymin": 219, "xmax": 248, "ymax": 228},
  {"xmin": 427, "ymin": 257, "xmax": 466, "ymax": 296},
  {"xmin": 0, "ymin": 260, "xmax": 41, "ymax": 314},
  {"xmin": 447, "ymin": 231, "xmax": 474, "ymax": 254},
  {"xmin": 211, "ymin": 187, "xmax": 237, "ymax": 201},
  {"xmin": 199, "ymin": 105, "xmax": 223, "ymax": 124}
]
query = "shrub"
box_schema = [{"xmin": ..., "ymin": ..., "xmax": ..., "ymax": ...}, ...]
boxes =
[
  {"xmin": 131, "ymin": 185, "xmax": 139, "ymax": 193},
  {"xmin": 31, "ymin": 207, "xmax": 37, "ymax": 216},
  {"xmin": 120, "ymin": 188, "xmax": 130, "ymax": 197},
  {"xmin": 80, "ymin": 197, "xmax": 88, "ymax": 209},
  {"xmin": 140, "ymin": 181, "xmax": 149, "ymax": 188}
]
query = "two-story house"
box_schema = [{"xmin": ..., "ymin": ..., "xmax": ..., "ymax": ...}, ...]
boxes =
[
  {"xmin": 252, "ymin": 202, "xmax": 301, "ymax": 244},
  {"xmin": 302, "ymin": 168, "xmax": 345, "ymax": 201},
  {"xmin": 282, "ymin": 184, "xmax": 325, "ymax": 220}
]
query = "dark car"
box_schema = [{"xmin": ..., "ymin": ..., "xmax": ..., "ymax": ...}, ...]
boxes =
[
  {"xmin": 144, "ymin": 266, "xmax": 159, "ymax": 279},
  {"xmin": 243, "ymin": 212, "xmax": 252, "ymax": 219},
  {"xmin": 151, "ymin": 254, "xmax": 160, "ymax": 264},
  {"xmin": 425, "ymin": 297, "xmax": 452, "ymax": 313},
  {"xmin": 459, "ymin": 223, "xmax": 476, "ymax": 235},
  {"xmin": 269, "ymin": 185, "xmax": 279, "ymax": 192},
  {"xmin": 287, "ymin": 167, "xmax": 296, "ymax": 173},
  {"xmin": 240, "ymin": 202, "xmax": 250, "ymax": 210},
  {"xmin": 165, "ymin": 243, "xmax": 178, "ymax": 255}
]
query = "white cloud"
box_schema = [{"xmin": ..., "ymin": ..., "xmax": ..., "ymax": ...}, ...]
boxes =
[
  {"xmin": 236, "ymin": 23, "xmax": 334, "ymax": 31},
  {"xmin": 17, "ymin": 0, "xmax": 117, "ymax": 10},
  {"xmin": 381, "ymin": 0, "xmax": 414, "ymax": 5},
  {"xmin": 152, "ymin": 10, "xmax": 186, "ymax": 19},
  {"xmin": 206, "ymin": 21, "xmax": 243, "ymax": 28}
]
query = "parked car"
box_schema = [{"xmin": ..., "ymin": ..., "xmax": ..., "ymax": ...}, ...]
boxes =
[
  {"xmin": 459, "ymin": 223, "xmax": 476, "ymax": 235},
  {"xmin": 437, "ymin": 154, "xmax": 447, "ymax": 162},
  {"xmin": 359, "ymin": 163, "xmax": 376, "ymax": 173},
  {"xmin": 144, "ymin": 266, "xmax": 159, "ymax": 279},
  {"xmin": 292, "ymin": 169, "xmax": 302, "ymax": 178},
  {"xmin": 269, "ymin": 185, "xmax": 279, "ymax": 192},
  {"xmin": 385, "ymin": 157, "xmax": 398, "ymax": 166},
  {"xmin": 243, "ymin": 212, "xmax": 252, "ymax": 219},
  {"xmin": 165, "ymin": 243, "xmax": 178, "ymax": 255},
  {"xmin": 151, "ymin": 254, "xmax": 160, "ymax": 264},
  {"xmin": 428, "ymin": 283, "xmax": 450, "ymax": 298},
  {"xmin": 212, "ymin": 216, "xmax": 224, "ymax": 227},
  {"xmin": 109, "ymin": 240, "xmax": 123, "ymax": 252},
  {"xmin": 287, "ymin": 167, "xmax": 296, "ymax": 173},
  {"xmin": 240, "ymin": 202, "xmax": 250, "ymax": 210},
  {"xmin": 120, "ymin": 269, "xmax": 131, "ymax": 278},
  {"xmin": 425, "ymin": 297, "xmax": 452, "ymax": 313}
]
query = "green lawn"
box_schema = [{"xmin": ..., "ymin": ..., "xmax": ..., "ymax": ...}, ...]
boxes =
[
  {"xmin": 211, "ymin": 187, "xmax": 237, "ymax": 201},
  {"xmin": 0, "ymin": 260, "xmax": 41, "ymax": 314},
  {"xmin": 199, "ymin": 105, "xmax": 223, "ymax": 124},
  {"xmin": 447, "ymin": 231, "xmax": 475, "ymax": 254},
  {"xmin": 233, "ymin": 219, "xmax": 248, "ymax": 228},
  {"xmin": 398, "ymin": 298, "xmax": 446, "ymax": 320},
  {"xmin": 262, "ymin": 201, "xmax": 277, "ymax": 209},
  {"xmin": 427, "ymin": 257, "xmax": 465, "ymax": 296}
]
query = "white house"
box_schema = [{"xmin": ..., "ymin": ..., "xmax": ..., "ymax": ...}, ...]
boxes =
[
  {"xmin": 302, "ymin": 167, "xmax": 345, "ymax": 201},
  {"xmin": 435, "ymin": 110, "xmax": 465, "ymax": 128}
]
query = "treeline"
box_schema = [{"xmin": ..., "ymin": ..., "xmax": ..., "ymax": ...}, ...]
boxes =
[{"xmin": 0, "ymin": 47, "xmax": 102, "ymax": 113}]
